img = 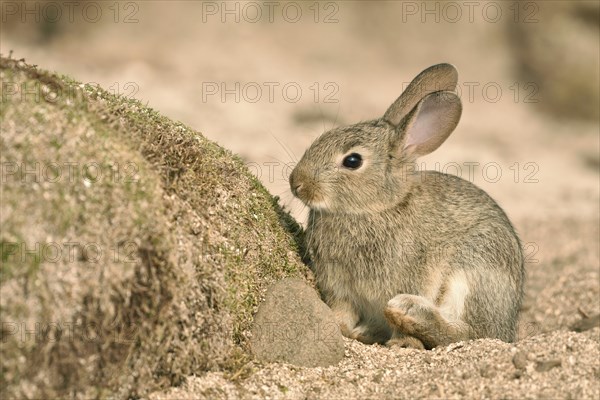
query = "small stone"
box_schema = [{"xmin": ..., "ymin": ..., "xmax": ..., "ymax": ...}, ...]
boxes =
[
  {"xmin": 512, "ymin": 370, "xmax": 523, "ymax": 379},
  {"xmin": 446, "ymin": 342, "xmax": 465, "ymax": 352},
  {"xmin": 250, "ymin": 278, "xmax": 345, "ymax": 367},
  {"xmin": 512, "ymin": 351, "xmax": 528, "ymax": 370},
  {"xmin": 453, "ymin": 369, "xmax": 469, "ymax": 379},
  {"xmin": 536, "ymin": 359, "xmax": 562, "ymax": 372},
  {"xmin": 479, "ymin": 362, "xmax": 496, "ymax": 378},
  {"xmin": 570, "ymin": 314, "xmax": 600, "ymax": 332},
  {"xmin": 372, "ymin": 372, "xmax": 383, "ymax": 383}
]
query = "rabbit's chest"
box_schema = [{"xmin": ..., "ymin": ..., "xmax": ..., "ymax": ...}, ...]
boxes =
[
  {"xmin": 309, "ymin": 215, "xmax": 394, "ymax": 255},
  {"xmin": 307, "ymin": 213, "xmax": 417, "ymax": 283}
]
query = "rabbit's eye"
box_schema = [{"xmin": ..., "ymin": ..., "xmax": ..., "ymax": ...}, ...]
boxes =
[{"xmin": 342, "ymin": 153, "xmax": 363, "ymax": 170}]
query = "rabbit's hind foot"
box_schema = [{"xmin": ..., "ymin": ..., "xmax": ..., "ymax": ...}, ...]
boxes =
[{"xmin": 384, "ymin": 294, "xmax": 467, "ymax": 349}]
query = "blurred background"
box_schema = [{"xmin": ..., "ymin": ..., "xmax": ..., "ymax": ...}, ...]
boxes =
[{"xmin": 1, "ymin": 0, "xmax": 598, "ymax": 225}]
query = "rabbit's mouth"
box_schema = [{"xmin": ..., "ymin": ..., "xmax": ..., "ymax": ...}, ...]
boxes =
[
  {"xmin": 291, "ymin": 183, "xmax": 329, "ymax": 210},
  {"xmin": 294, "ymin": 189, "xmax": 328, "ymax": 210},
  {"xmin": 289, "ymin": 166, "xmax": 330, "ymax": 209},
  {"xmin": 290, "ymin": 175, "xmax": 317, "ymax": 201},
  {"xmin": 304, "ymin": 197, "xmax": 329, "ymax": 211}
]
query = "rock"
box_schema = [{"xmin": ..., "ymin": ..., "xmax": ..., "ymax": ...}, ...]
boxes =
[
  {"xmin": 536, "ymin": 359, "xmax": 562, "ymax": 373},
  {"xmin": 512, "ymin": 370, "xmax": 523, "ymax": 380},
  {"xmin": 512, "ymin": 351, "xmax": 528, "ymax": 370},
  {"xmin": 250, "ymin": 278, "xmax": 345, "ymax": 367},
  {"xmin": 478, "ymin": 362, "xmax": 496, "ymax": 378},
  {"xmin": 570, "ymin": 314, "xmax": 600, "ymax": 333},
  {"xmin": 372, "ymin": 372, "xmax": 383, "ymax": 383}
]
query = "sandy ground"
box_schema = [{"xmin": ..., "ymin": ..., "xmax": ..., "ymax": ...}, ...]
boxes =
[
  {"xmin": 151, "ymin": 331, "xmax": 600, "ymax": 399},
  {"xmin": 1, "ymin": 1, "xmax": 598, "ymax": 398},
  {"xmin": 146, "ymin": 214, "xmax": 600, "ymax": 399}
]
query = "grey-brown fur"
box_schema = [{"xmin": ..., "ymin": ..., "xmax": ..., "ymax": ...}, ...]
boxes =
[{"xmin": 289, "ymin": 64, "xmax": 524, "ymax": 349}]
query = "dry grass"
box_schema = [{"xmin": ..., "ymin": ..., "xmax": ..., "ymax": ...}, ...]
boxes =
[{"xmin": 0, "ymin": 56, "xmax": 310, "ymax": 398}]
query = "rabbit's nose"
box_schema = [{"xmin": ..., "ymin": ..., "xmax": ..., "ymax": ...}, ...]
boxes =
[
  {"xmin": 289, "ymin": 170, "xmax": 299, "ymax": 192},
  {"xmin": 289, "ymin": 173, "xmax": 299, "ymax": 192},
  {"xmin": 289, "ymin": 170, "xmax": 305, "ymax": 198},
  {"xmin": 290, "ymin": 168, "xmax": 312, "ymax": 199}
]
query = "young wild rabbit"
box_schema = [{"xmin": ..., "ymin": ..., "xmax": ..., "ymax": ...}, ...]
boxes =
[{"xmin": 289, "ymin": 64, "xmax": 524, "ymax": 349}]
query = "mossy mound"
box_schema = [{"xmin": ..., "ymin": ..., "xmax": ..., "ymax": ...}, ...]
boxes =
[{"xmin": 0, "ymin": 57, "xmax": 309, "ymax": 398}]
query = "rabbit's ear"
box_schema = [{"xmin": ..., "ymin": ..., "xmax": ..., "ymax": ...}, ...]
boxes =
[
  {"xmin": 384, "ymin": 63, "xmax": 458, "ymax": 126},
  {"xmin": 400, "ymin": 91, "xmax": 462, "ymax": 157}
]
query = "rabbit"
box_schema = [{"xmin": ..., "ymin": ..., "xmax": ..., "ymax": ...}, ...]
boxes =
[{"xmin": 289, "ymin": 64, "xmax": 524, "ymax": 349}]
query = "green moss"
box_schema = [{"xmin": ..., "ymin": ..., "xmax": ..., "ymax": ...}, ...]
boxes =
[{"xmin": 0, "ymin": 55, "xmax": 310, "ymax": 398}]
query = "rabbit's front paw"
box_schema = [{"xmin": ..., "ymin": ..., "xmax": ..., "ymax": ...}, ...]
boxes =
[
  {"xmin": 384, "ymin": 294, "xmax": 436, "ymax": 336},
  {"xmin": 331, "ymin": 302, "xmax": 359, "ymax": 337},
  {"xmin": 348, "ymin": 325, "xmax": 377, "ymax": 344}
]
